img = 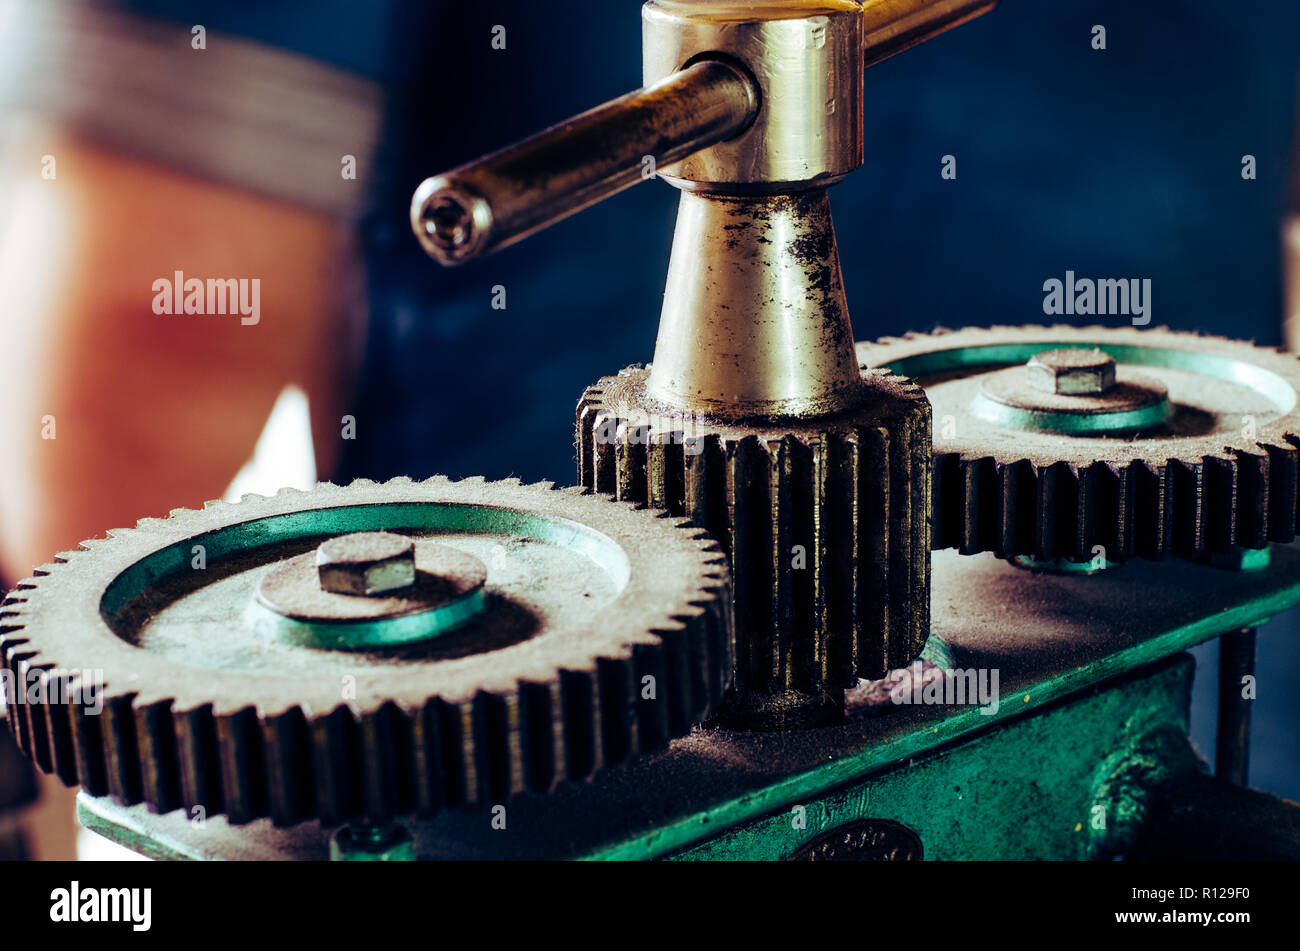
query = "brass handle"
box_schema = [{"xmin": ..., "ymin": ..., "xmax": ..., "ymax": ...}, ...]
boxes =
[
  {"xmin": 410, "ymin": 58, "xmax": 757, "ymax": 266},
  {"xmin": 861, "ymin": 0, "xmax": 997, "ymax": 69},
  {"xmin": 411, "ymin": 0, "xmax": 996, "ymax": 266}
]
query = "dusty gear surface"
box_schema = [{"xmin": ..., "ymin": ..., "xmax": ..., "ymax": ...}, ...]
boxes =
[
  {"xmin": 578, "ymin": 366, "xmax": 931, "ymax": 724},
  {"xmin": 856, "ymin": 325, "xmax": 1300, "ymax": 561},
  {"xmin": 1, "ymin": 477, "xmax": 731, "ymax": 827}
]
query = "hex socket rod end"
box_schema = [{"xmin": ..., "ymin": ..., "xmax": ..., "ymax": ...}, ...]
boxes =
[{"xmin": 410, "ymin": 57, "xmax": 758, "ymax": 266}]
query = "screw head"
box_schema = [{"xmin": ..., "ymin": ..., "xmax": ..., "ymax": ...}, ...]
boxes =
[
  {"xmin": 316, "ymin": 532, "xmax": 416, "ymax": 596},
  {"xmin": 1026, "ymin": 348, "xmax": 1116, "ymax": 396}
]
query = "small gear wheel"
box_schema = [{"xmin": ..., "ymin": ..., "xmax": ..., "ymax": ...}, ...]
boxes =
[
  {"xmin": 578, "ymin": 366, "xmax": 931, "ymax": 727},
  {"xmin": 1, "ymin": 477, "xmax": 731, "ymax": 827},
  {"xmin": 857, "ymin": 325, "xmax": 1300, "ymax": 561}
]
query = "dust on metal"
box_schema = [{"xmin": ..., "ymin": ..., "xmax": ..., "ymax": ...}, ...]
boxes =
[
  {"xmin": 1027, "ymin": 348, "xmax": 1116, "ymax": 396},
  {"xmin": 316, "ymin": 531, "xmax": 416, "ymax": 596}
]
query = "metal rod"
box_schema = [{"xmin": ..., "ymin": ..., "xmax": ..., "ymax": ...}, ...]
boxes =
[
  {"xmin": 861, "ymin": 0, "xmax": 999, "ymax": 69},
  {"xmin": 1215, "ymin": 627, "xmax": 1256, "ymax": 785},
  {"xmin": 410, "ymin": 58, "xmax": 758, "ymax": 265}
]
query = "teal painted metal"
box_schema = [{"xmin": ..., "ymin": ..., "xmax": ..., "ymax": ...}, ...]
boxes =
[
  {"xmin": 581, "ymin": 562, "xmax": 1299, "ymax": 860},
  {"xmin": 100, "ymin": 501, "xmax": 633, "ymax": 624},
  {"xmin": 98, "ymin": 499, "xmax": 633, "ymax": 660},
  {"xmin": 881, "ymin": 341, "xmax": 1298, "ymax": 415},
  {"xmin": 75, "ymin": 546, "xmax": 1300, "ymax": 861},
  {"xmin": 329, "ymin": 824, "xmax": 417, "ymax": 861},
  {"xmin": 249, "ymin": 587, "xmax": 488, "ymax": 650},
  {"xmin": 1012, "ymin": 554, "xmax": 1118, "ymax": 574},
  {"xmin": 669, "ymin": 656, "xmax": 1195, "ymax": 860},
  {"xmin": 882, "ymin": 340, "xmax": 1296, "ymax": 435},
  {"xmin": 970, "ymin": 387, "xmax": 1170, "ymax": 434},
  {"xmin": 77, "ymin": 794, "xmax": 201, "ymax": 862}
]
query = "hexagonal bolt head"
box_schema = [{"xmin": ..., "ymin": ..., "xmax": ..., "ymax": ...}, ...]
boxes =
[
  {"xmin": 1026, "ymin": 348, "xmax": 1116, "ymax": 396},
  {"xmin": 316, "ymin": 532, "xmax": 416, "ymax": 596}
]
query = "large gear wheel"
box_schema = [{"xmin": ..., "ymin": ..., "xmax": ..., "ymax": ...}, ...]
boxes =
[
  {"xmin": 856, "ymin": 325, "xmax": 1300, "ymax": 562},
  {"xmin": 1, "ymin": 477, "xmax": 731, "ymax": 827},
  {"xmin": 578, "ymin": 366, "xmax": 931, "ymax": 728}
]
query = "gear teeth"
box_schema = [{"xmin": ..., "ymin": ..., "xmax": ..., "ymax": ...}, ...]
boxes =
[
  {"xmin": 862, "ymin": 326, "xmax": 1300, "ymax": 562},
  {"xmin": 309, "ymin": 707, "xmax": 358, "ymax": 825},
  {"xmin": 517, "ymin": 681, "xmax": 560, "ymax": 794},
  {"xmin": 1267, "ymin": 439, "xmax": 1299, "ymax": 542},
  {"xmin": 134, "ymin": 698, "xmax": 181, "ymax": 813},
  {"xmin": 69, "ymin": 678, "xmax": 109, "ymax": 796},
  {"xmin": 1166, "ymin": 459, "xmax": 1206, "ymax": 557},
  {"xmin": 413, "ymin": 697, "xmax": 467, "ymax": 813},
  {"xmin": 42, "ymin": 671, "xmax": 78, "ymax": 785},
  {"xmin": 1229, "ymin": 449, "xmax": 1268, "ymax": 549},
  {"xmin": 469, "ymin": 690, "xmax": 514, "ymax": 803},
  {"xmin": 557, "ymin": 670, "xmax": 600, "ymax": 782},
  {"xmin": 15, "ymin": 656, "xmax": 53, "ymax": 773},
  {"xmin": 101, "ymin": 693, "xmax": 142, "ymax": 805},
  {"xmin": 3, "ymin": 476, "xmax": 731, "ymax": 828},
  {"xmin": 364, "ymin": 702, "xmax": 416, "ymax": 820},
  {"xmin": 937, "ymin": 454, "xmax": 1227, "ymax": 562},
  {"xmin": 1204, "ymin": 454, "xmax": 1238, "ymax": 554},
  {"xmin": 263, "ymin": 706, "xmax": 315, "ymax": 826},
  {"xmin": 579, "ymin": 369, "xmax": 931, "ymax": 706},
  {"xmin": 174, "ymin": 703, "xmax": 223, "ymax": 818}
]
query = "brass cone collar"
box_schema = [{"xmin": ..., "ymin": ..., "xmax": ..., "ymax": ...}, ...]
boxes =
[{"xmin": 647, "ymin": 189, "xmax": 867, "ymax": 420}]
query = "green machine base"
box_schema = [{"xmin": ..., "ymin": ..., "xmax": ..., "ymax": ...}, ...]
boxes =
[{"xmin": 78, "ymin": 547, "xmax": 1300, "ymax": 861}]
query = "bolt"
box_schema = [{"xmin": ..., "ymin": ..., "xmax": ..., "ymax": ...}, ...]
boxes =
[
  {"xmin": 1026, "ymin": 348, "xmax": 1116, "ymax": 396},
  {"xmin": 316, "ymin": 532, "xmax": 416, "ymax": 596}
]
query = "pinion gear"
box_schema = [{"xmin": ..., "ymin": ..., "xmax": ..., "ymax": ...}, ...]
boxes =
[{"xmin": 578, "ymin": 366, "xmax": 931, "ymax": 727}]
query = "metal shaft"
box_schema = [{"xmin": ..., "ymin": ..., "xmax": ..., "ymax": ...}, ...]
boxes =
[
  {"xmin": 861, "ymin": 0, "xmax": 997, "ymax": 69},
  {"xmin": 410, "ymin": 58, "xmax": 758, "ymax": 265},
  {"xmin": 1215, "ymin": 627, "xmax": 1256, "ymax": 785}
]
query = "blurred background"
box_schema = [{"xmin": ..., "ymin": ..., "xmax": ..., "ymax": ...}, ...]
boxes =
[{"xmin": 1, "ymin": 0, "xmax": 1298, "ymax": 857}]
